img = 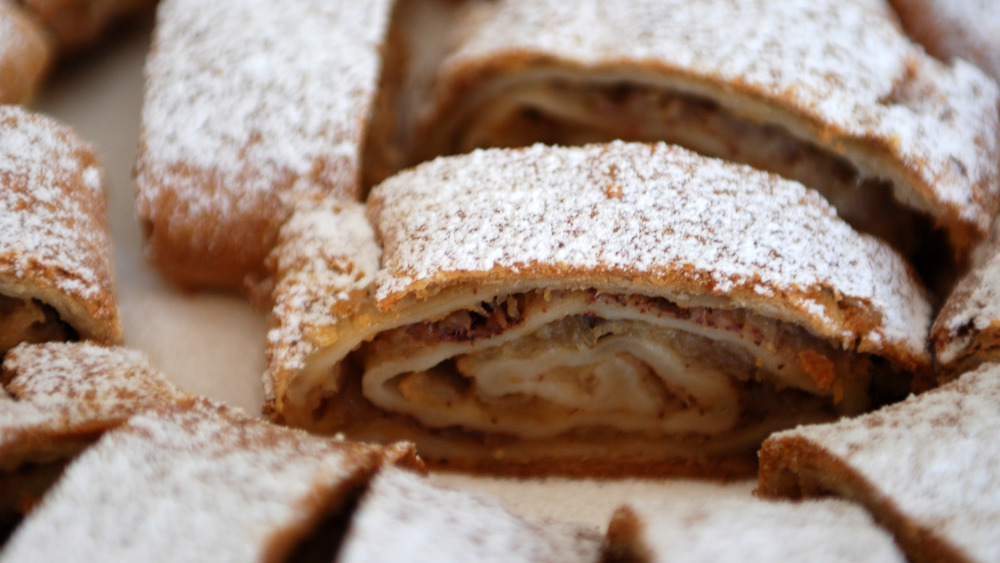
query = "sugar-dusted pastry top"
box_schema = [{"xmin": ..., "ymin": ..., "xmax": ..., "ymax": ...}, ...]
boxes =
[
  {"xmin": 0, "ymin": 105, "xmax": 121, "ymax": 344},
  {"xmin": 424, "ymin": 0, "xmax": 1000, "ymax": 246},
  {"xmin": 606, "ymin": 496, "xmax": 904, "ymax": 562},
  {"xmin": 0, "ymin": 2, "xmax": 52, "ymax": 104},
  {"xmin": 369, "ymin": 142, "xmax": 931, "ymax": 359},
  {"xmin": 135, "ymin": 0, "xmax": 395, "ymax": 290},
  {"xmin": 19, "ymin": 0, "xmax": 155, "ymax": 52},
  {"xmin": 931, "ymin": 232, "xmax": 1000, "ymax": 371},
  {"xmin": 890, "ymin": 0, "xmax": 1000, "ymax": 81},
  {"xmin": 264, "ymin": 199, "xmax": 381, "ymax": 404},
  {"xmin": 0, "ymin": 342, "xmax": 188, "ymax": 469},
  {"xmin": 759, "ymin": 361, "xmax": 1000, "ymax": 563},
  {"xmin": 1, "ymin": 400, "xmax": 420, "ymax": 562},
  {"xmin": 339, "ymin": 467, "xmax": 602, "ymax": 563}
]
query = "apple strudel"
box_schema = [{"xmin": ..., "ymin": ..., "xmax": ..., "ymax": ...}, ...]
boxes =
[
  {"xmin": 758, "ymin": 360, "xmax": 1000, "ymax": 563},
  {"xmin": 1, "ymin": 400, "xmax": 421, "ymax": 562},
  {"xmin": 135, "ymin": 0, "xmax": 398, "ymax": 291},
  {"xmin": 265, "ymin": 142, "xmax": 933, "ymax": 476},
  {"xmin": 409, "ymin": 0, "xmax": 1000, "ymax": 288},
  {"xmin": 0, "ymin": 342, "xmax": 190, "ymax": 543},
  {"xmin": 0, "ymin": 106, "xmax": 122, "ymax": 354},
  {"xmin": 339, "ymin": 466, "xmax": 602, "ymax": 563},
  {"xmin": 605, "ymin": 496, "xmax": 904, "ymax": 562}
]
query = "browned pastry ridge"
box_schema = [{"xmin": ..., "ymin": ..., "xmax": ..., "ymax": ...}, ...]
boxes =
[
  {"xmin": 0, "ymin": 3, "xmax": 51, "ymax": 104},
  {"xmin": 265, "ymin": 142, "xmax": 932, "ymax": 477},
  {"xmin": 408, "ymin": 0, "xmax": 1000, "ymax": 293},
  {"xmin": 0, "ymin": 105, "xmax": 122, "ymax": 353},
  {"xmin": 134, "ymin": 0, "xmax": 400, "ymax": 292},
  {"xmin": 758, "ymin": 361, "xmax": 1000, "ymax": 563}
]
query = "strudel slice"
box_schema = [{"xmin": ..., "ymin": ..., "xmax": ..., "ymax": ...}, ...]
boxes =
[
  {"xmin": 1, "ymin": 400, "xmax": 421, "ymax": 562},
  {"xmin": 931, "ymin": 230, "xmax": 1000, "ymax": 381},
  {"xmin": 265, "ymin": 142, "xmax": 933, "ymax": 476},
  {"xmin": 0, "ymin": 342, "xmax": 189, "ymax": 542},
  {"xmin": 0, "ymin": 106, "xmax": 122, "ymax": 353},
  {"xmin": 0, "ymin": 3, "xmax": 51, "ymax": 104},
  {"xmin": 605, "ymin": 497, "xmax": 904, "ymax": 562},
  {"xmin": 410, "ymin": 0, "xmax": 1000, "ymax": 285},
  {"xmin": 339, "ymin": 467, "xmax": 601, "ymax": 563},
  {"xmin": 758, "ymin": 360, "xmax": 1000, "ymax": 563},
  {"xmin": 135, "ymin": 0, "xmax": 398, "ymax": 292}
]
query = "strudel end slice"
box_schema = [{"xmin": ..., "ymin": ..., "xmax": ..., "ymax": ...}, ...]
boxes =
[{"xmin": 265, "ymin": 142, "xmax": 932, "ymax": 476}]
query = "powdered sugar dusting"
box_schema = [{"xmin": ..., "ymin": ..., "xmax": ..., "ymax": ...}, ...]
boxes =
[
  {"xmin": 369, "ymin": 143, "xmax": 931, "ymax": 357},
  {"xmin": 613, "ymin": 496, "xmax": 904, "ymax": 562},
  {"xmin": 135, "ymin": 0, "xmax": 394, "ymax": 244},
  {"xmin": 0, "ymin": 342, "xmax": 187, "ymax": 467},
  {"xmin": 434, "ymin": 0, "xmax": 1000, "ymax": 236},
  {"xmin": 767, "ymin": 361, "xmax": 1000, "ymax": 562},
  {"xmin": 266, "ymin": 200, "xmax": 381, "ymax": 396},
  {"xmin": 3, "ymin": 341, "xmax": 188, "ymax": 409},
  {"xmin": 0, "ymin": 106, "xmax": 120, "ymax": 339},
  {"xmin": 339, "ymin": 467, "xmax": 601, "ymax": 563},
  {"xmin": 1, "ymin": 402, "xmax": 389, "ymax": 562}
]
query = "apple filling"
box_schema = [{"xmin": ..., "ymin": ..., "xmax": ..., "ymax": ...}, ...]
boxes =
[{"xmin": 357, "ymin": 290, "xmax": 880, "ymax": 441}]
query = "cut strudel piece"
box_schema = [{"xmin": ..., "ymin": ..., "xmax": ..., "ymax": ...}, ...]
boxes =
[
  {"xmin": 410, "ymin": 0, "xmax": 1000, "ymax": 287},
  {"xmin": 0, "ymin": 342, "xmax": 189, "ymax": 542},
  {"xmin": 889, "ymin": 0, "xmax": 1000, "ymax": 82},
  {"xmin": 758, "ymin": 361, "xmax": 1000, "ymax": 563},
  {"xmin": 338, "ymin": 466, "xmax": 601, "ymax": 563},
  {"xmin": 135, "ymin": 0, "xmax": 398, "ymax": 292},
  {"xmin": 0, "ymin": 106, "xmax": 122, "ymax": 353},
  {"xmin": 18, "ymin": 0, "xmax": 155, "ymax": 53},
  {"xmin": 265, "ymin": 142, "xmax": 933, "ymax": 476},
  {"xmin": 0, "ymin": 3, "xmax": 51, "ymax": 104},
  {"xmin": 931, "ymin": 231, "xmax": 1000, "ymax": 381},
  {"xmin": 605, "ymin": 497, "xmax": 904, "ymax": 562},
  {"xmin": 0, "ymin": 400, "xmax": 422, "ymax": 562}
]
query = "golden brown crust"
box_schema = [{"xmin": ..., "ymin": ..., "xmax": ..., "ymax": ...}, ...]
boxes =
[
  {"xmin": 0, "ymin": 2, "xmax": 52, "ymax": 105},
  {"xmin": 266, "ymin": 144, "xmax": 932, "ymax": 477}
]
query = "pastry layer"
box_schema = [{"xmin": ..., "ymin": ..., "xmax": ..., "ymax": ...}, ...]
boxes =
[{"xmin": 265, "ymin": 143, "xmax": 933, "ymax": 476}]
